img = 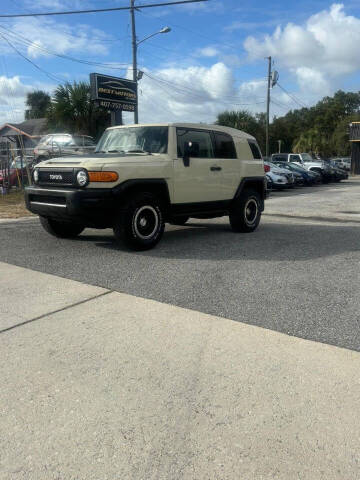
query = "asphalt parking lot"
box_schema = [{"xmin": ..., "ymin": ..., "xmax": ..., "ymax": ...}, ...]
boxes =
[
  {"xmin": 1, "ymin": 178, "xmax": 360, "ymax": 480},
  {"xmin": 1, "ymin": 179, "xmax": 360, "ymax": 351}
]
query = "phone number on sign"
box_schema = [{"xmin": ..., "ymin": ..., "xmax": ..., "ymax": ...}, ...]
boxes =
[{"xmin": 99, "ymin": 101, "xmax": 135, "ymax": 112}]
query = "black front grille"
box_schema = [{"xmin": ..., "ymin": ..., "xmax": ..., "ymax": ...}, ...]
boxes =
[{"xmin": 39, "ymin": 169, "xmax": 74, "ymax": 185}]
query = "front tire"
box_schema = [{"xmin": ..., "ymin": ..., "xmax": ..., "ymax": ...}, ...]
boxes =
[
  {"xmin": 229, "ymin": 189, "xmax": 261, "ymax": 233},
  {"xmin": 39, "ymin": 216, "xmax": 84, "ymax": 238},
  {"xmin": 113, "ymin": 192, "xmax": 165, "ymax": 250}
]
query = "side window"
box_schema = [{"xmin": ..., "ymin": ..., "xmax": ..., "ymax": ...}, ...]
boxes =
[
  {"xmin": 248, "ymin": 140, "xmax": 262, "ymax": 159},
  {"xmin": 213, "ymin": 132, "xmax": 237, "ymax": 158},
  {"xmin": 290, "ymin": 154, "xmax": 301, "ymax": 161},
  {"xmin": 177, "ymin": 129, "xmax": 214, "ymax": 158}
]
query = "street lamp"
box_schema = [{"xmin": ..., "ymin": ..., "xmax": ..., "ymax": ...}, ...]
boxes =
[{"xmin": 131, "ymin": 15, "xmax": 171, "ymax": 123}]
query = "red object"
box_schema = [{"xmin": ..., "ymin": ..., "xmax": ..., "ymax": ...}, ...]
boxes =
[
  {"xmin": 0, "ymin": 165, "xmax": 29, "ymax": 187},
  {"xmin": 264, "ymin": 164, "xmax": 270, "ymax": 173}
]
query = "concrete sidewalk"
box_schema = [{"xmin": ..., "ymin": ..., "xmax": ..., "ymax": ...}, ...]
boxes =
[{"xmin": 1, "ymin": 261, "xmax": 359, "ymax": 480}]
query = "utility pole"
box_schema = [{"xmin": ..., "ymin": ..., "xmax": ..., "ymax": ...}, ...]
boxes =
[
  {"xmin": 278, "ymin": 139, "xmax": 282, "ymax": 153},
  {"xmin": 130, "ymin": 0, "xmax": 138, "ymax": 124},
  {"xmin": 265, "ymin": 56, "xmax": 271, "ymax": 157},
  {"xmin": 129, "ymin": 0, "xmax": 206, "ymax": 125}
]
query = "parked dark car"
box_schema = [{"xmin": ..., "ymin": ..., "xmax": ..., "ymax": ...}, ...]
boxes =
[
  {"xmin": 328, "ymin": 160, "xmax": 348, "ymax": 181},
  {"xmin": 272, "ymin": 161, "xmax": 321, "ymax": 185},
  {"xmin": 34, "ymin": 134, "xmax": 96, "ymax": 161}
]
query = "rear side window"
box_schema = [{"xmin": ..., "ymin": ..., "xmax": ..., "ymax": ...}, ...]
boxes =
[
  {"xmin": 213, "ymin": 132, "xmax": 237, "ymax": 159},
  {"xmin": 177, "ymin": 129, "xmax": 214, "ymax": 158},
  {"xmin": 73, "ymin": 136, "xmax": 95, "ymax": 146},
  {"xmin": 272, "ymin": 154, "xmax": 287, "ymax": 162},
  {"xmin": 248, "ymin": 140, "xmax": 262, "ymax": 159}
]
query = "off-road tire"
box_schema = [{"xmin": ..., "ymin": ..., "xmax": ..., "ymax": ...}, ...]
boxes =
[
  {"xmin": 113, "ymin": 192, "xmax": 165, "ymax": 250},
  {"xmin": 170, "ymin": 216, "xmax": 189, "ymax": 226},
  {"xmin": 39, "ymin": 216, "xmax": 84, "ymax": 238},
  {"xmin": 229, "ymin": 189, "xmax": 261, "ymax": 233}
]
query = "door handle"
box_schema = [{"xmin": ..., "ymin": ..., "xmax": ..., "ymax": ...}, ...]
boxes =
[{"xmin": 210, "ymin": 166, "xmax": 222, "ymax": 171}]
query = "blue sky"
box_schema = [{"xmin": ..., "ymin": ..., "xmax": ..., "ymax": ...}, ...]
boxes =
[{"xmin": 0, "ymin": 0, "xmax": 360, "ymax": 125}]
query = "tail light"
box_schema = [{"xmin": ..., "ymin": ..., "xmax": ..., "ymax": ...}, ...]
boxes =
[{"xmin": 264, "ymin": 164, "xmax": 270, "ymax": 173}]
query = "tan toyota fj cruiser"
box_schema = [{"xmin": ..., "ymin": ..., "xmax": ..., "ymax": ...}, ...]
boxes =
[{"xmin": 25, "ymin": 123, "xmax": 266, "ymax": 250}]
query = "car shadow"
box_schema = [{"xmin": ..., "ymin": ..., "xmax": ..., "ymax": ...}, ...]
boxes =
[{"xmin": 93, "ymin": 219, "xmax": 360, "ymax": 262}]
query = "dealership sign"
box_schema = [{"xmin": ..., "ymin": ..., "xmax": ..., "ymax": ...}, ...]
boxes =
[{"xmin": 90, "ymin": 73, "xmax": 137, "ymax": 112}]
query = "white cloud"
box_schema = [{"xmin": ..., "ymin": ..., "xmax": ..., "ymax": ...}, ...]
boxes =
[
  {"xmin": 195, "ymin": 46, "xmax": 219, "ymax": 58},
  {"xmin": 0, "ymin": 76, "xmax": 54, "ymax": 124},
  {"xmin": 175, "ymin": 0, "xmax": 224, "ymax": 13},
  {"xmin": 244, "ymin": 3, "xmax": 360, "ymax": 93},
  {"xmin": 295, "ymin": 67, "xmax": 331, "ymax": 95},
  {"xmin": 4, "ymin": 17, "xmax": 111, "ymax": 59},
  {"xmin": 134, "ymin": 62, "xmax": 238, "ymax": 123},
  {"xmin": 24, "ymin": 0, "xmax": 89, "ymax": 10}
]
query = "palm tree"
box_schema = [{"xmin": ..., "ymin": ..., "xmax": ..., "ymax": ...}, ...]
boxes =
[
  {"xmin": 25, "ymin": 90, "xmax": 51, "ymax": 119},
  {"xmin": 47, "ymin": 81, "xmax": 109, "ymax": 138}
]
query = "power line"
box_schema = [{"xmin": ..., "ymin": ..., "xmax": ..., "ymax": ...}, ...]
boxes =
[
  {"xmin": 143, "ymin": 71, "xmax": 266, "ymax": 106},
  {"xmin": 276, "ymin": 83, "xmax": 307, "ymax": 109},
  {"xmin": 270, "ymin": 99, "xmax": 289, "ymax": 112},
  {"xmin": 136, "ymin": 8, "xmax": 239, "ymax": 54},
  {"xmin": 0, "ymin": 33, "xmax": 64, "ymax": 82},
  {"xmin": 0, "ymin": 0, "xmax": 209, "ymax": 18},
  {"xmin": 0, "ymin": 26, "xmax": 133, "ymax": 71}
]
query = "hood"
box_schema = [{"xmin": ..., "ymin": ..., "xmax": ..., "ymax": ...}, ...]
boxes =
[{"xmin": 36, "ymin": 152, "xmax": 160, "ymax": 169}]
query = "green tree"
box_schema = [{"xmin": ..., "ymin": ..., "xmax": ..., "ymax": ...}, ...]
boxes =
[
  {"xmin": 216, "ymin": 110, "xmax": 266, "ymax": 152},
  {"xmin": 47, "ymin": 81, "xmax": 110, "ymax": 139},
  {"xmin": 25, "ymin": 90, "xmax": 51, "ymax": 119}
]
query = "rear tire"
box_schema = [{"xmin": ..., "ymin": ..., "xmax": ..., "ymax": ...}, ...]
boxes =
[
  {"xmin": 39, "ymin": 216, "xmax": 84, "ymax": 238},
  {"xmin": 113, "ymin": 192, "xmax": 165, "ymax": 251},
  {"xmin": 229, "ymin": 189, "xmax": 261, "ymax": 233}
]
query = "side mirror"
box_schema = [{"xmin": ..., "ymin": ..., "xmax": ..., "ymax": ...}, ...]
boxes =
[{"xmin": 183, "ymin": 141, "xmax": 199, "ymax": 167}]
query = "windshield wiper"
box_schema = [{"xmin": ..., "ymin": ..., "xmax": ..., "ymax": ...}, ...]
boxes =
[
  {"xmin": 95, "ymin": 150, "xmax": 106, "ymax": 153},
  {"xmin": 126, "ymin": 149, "xmax": 152, "ymax": 155},
  {"xmin": 108, "ymin": 149, "xmax": 125, "ymax": 153}
]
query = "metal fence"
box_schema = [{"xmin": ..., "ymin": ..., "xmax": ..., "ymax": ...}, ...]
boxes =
[
  {"xmin": 0, "ymin": 147, "xmax": 36, "ymax": 192},
  {"xmin": 0, "ymin": 143, "xmax": 96, "ymax": 193}
]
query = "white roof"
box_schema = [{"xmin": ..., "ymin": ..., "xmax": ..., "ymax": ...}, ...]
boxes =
[{"xmin": 107, "ymin": 123, "xmax": 256, "ymax": 141}]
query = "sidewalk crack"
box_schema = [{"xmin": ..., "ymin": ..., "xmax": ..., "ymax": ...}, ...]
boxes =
[{"xmin": 0, "ymin": 290, "xmax": 113, "ymax": 335}]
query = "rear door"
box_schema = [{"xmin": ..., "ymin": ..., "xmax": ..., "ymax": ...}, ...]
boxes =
[
  {"xmin": 173, "ymin": 128, "xmax": 225, "ymax": 203},
  {"xmin": 213, "ymin": 131, "xmax": 239, "ymax": 199}
]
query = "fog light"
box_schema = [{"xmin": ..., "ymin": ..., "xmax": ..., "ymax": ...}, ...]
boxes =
[{"xmin": 76, "ymin": 170, "xmax": 88, "ymax": 187}]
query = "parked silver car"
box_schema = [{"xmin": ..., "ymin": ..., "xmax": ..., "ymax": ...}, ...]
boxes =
[
  {"xmin": 265, "ymin": 161, "xmax": 294, "ymax": 188},
  {"xmin": 34, "ymin": 134, "xmax": 96, "ymax": 161}
]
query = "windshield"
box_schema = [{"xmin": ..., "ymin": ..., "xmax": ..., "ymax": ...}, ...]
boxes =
[
  {"xmin": 96, "ymin": 126, "xmax": 169, "ymax": 154},
  {"xmin": 301, "ymin": 153, "xmax": 313, "ymax": 161}
]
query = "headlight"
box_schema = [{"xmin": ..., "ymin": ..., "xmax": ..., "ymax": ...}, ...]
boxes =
[
  {"xmin": 33, "ymin": 169, "xmax": 39, "ymax": 183},
  {"xmin": 76, "ymin": 170, "xmax": 89, "ymax": 187}
]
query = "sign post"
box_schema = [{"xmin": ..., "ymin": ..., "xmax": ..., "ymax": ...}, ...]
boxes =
[
  {"xmin": 90, "ymin": 73, "xmax": 138, "ymax": 126},
  {"xmin": 349, "ymin": 122, "xmax": 360, "ymax": 175}
]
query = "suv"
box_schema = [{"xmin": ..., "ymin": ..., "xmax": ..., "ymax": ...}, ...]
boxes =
[
  {"xmin": 271, "ymin": 152, "xmax": 333, "ymax": 182},
  {"xmin": 34, "ymin": 134, "xmax": 96, "ymax": 162},
  {"xmin": 25, "ymin": 123, "xmax": 266, "ymax": 250}
]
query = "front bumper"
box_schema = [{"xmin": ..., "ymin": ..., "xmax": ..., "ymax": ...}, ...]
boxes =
[{"xmin": 25, "ymin": 186, "xmax": 114, "ymax": 227}]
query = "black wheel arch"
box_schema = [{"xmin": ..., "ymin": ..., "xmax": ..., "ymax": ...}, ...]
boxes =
[
  {"xmin": 112, "ymin": 179, "xmax": 171, "ymax": 213},
  {"xmin": 233, "ymin": 177, "xmax": 266, "ymax": 211}
]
